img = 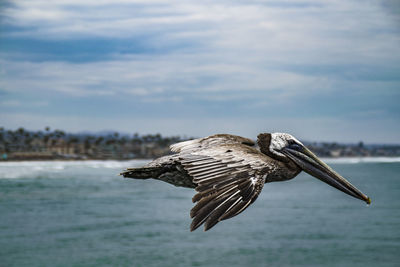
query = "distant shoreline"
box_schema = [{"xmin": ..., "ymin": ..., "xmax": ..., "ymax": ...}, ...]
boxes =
[{"xmin": 2, "ymin": 128, "xmax": 400, "ymax": 162}]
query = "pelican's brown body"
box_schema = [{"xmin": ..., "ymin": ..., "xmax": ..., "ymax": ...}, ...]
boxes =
[{"xmin": 121, "ymin": 133, "xmax": 370, "ymax": 231}]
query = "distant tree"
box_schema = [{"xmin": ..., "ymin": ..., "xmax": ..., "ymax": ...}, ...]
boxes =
[
  {"xmin": 84, "ymin": 136, "xmax": 92, "ymax": 154},
  {"xmin": 95, "ymin": 136, "xmax": 104, "ymax": 146},
  {"xmin": 24, "ymin": 133, "xmax": 33, "ymax": 149},
  {"xmin": 54, "ymin": 129, "xmax": 66, "ymax": 139},
  {"xmin": 51, "ymin": 139, "xmax": 57, "ymax": 146},
  {"xmin": 105, "ymin": 139, "xmax": 115, "ymax": 146},
  {"xmin": 43, "ymin": 133, "xmax": 50, "ymax": 145},
  {"xmin": 17, "ymin": 127, "xmax": 25, "ymax": 136},
  {"xmin": 10, "ymin": 130, "xmax": 18, "ymax": 143},
  {"xmin": 69, "ymin": 136, "xmax": 79, "ymax": 144},
  {"xmin": 131, "ymin": 133, "xmax": 142, "ymax": 145},
  {"xmin": 119, "ymin": 136, "xmax": 128, "ymax": 146}
]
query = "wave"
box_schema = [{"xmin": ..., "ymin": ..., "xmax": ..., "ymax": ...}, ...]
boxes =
[
  {"xmin": 0, "ymin": 159, "xmax": 150, "ymax": 168},
  {"xmin": 0, "ymin": 157, "xmax": 399, "ymax": 179},
  {"xmin": 0, "ymin": 159, "xmax": 151, "ymax": 179},
  {"xmin": 322, "ymin": 157, "xmax": 400, "ymax": 164}
]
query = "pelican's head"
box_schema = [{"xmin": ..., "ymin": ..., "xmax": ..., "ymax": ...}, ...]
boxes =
[{"xmin": 259, "ymin": 132, "xmax": 371, "ymax": 204}]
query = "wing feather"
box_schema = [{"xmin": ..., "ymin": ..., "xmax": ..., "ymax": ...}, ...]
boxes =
[
  {"xmin": 171, "ymin": 134, "xmax": 255, "ymax": 153},
  {"xmin": 190, "ymin": 190, "xmax": 240, "ymax": 231},
  {"xmin": 179, "ymin": 148, "xmax": 267, "ymax": 231},
  {"xmin": 192, "ymin": 177, "xmax": 244, "ymax": 201},
  {"xmin": 203, "ymin": 198, "xmax": 240, "ymax": 231}
]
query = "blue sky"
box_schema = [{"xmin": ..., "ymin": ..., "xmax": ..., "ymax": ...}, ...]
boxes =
[{"xmin": 0, "ymin": 0, "xmax": 399, "ymax": 143}]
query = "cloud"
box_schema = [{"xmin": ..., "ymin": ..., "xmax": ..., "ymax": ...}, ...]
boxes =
[
  {"xmin": 0, "ymin": 55, "xmax": 327, "ymax": 98},
  {"xmin": 0, "ymin": 0, "xmax": 399, "ymax": 142},
  {"xmin": 3, "ymin": 1, "xmax": 399, "ymax": 58},
  {"xmin": 0, "ymin": 99, "xmax": 48, "ymax": 107}
]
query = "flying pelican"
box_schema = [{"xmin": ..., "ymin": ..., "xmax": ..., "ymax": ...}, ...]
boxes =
[{"xmin": 121, "ymin": 133, "xmax": 371, "ymax": 231}]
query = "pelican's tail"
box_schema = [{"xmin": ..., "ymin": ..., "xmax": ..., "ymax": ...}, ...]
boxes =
[
  {"xmin": 120, "ymin": 166, "xmax": 163, "ymax": 179},
  {"xmin": 121, "ymin": 155, "xmax": 196, "ymax": 188}
]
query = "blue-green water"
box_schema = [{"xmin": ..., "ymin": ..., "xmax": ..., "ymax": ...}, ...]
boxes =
[{"xmin": 0, "ymin": 159, "xmax": 399, "ymax": 267}]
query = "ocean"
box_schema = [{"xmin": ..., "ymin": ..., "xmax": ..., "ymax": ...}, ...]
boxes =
[{"xmin": 0, "ymin": 158, "xmax": 399, "ymax": 267}]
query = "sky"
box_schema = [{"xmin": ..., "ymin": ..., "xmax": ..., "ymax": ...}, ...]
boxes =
[{"xmin": 0, "ymin": 0, "xmax": 399, "ymax": 143}]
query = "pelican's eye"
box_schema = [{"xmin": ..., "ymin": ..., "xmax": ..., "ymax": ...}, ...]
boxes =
[{"xmin": 288, "ymin": 140, "xmax": 303, "ymax": 151}]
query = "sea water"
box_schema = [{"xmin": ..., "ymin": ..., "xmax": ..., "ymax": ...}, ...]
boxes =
[{"xmin": 0, "ymin": 159, "xmax": 399, "ymax": 267}]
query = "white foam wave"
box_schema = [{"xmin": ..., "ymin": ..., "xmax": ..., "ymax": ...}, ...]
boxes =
[
  {"xmin": 0, "ymin": 159, "xmax": 151, "ymax": 179},
  {"xmin": 322, "ymin": 157, "xmax": 400, "ymax": 164},
  {"xmin": 0, "ymin": 157, "xmax": 399, "ymax": 179}
]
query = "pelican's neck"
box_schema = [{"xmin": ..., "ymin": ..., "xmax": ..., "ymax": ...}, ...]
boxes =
[{"xmin": 264, "ymin": 156, "xmax": 301, "ymax": 183}]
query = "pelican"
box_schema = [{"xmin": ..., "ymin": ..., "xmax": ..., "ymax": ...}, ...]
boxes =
[{"xmin": 121, "ymin": 133, "xmax": 371, "ymax": 231}]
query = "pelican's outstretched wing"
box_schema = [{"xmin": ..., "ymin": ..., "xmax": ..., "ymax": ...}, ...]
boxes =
[
  {"xmin": 179, "ymin": 144, "xmax": 270, "ymax": 231},
  {"xmin": 170, "ymin": 134, "xmax": 255, "ymax": 153}
]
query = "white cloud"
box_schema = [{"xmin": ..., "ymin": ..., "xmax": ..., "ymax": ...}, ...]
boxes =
[
  {"xmin": 1, "ymin": 0, "xmax": 399, "ymax": 142},
  {"xmin": 0, "ymin": 55, "xmax": 330, "ymax": 99},
  {"xmin": 2, "ymin": 0, "xmax": 399, "ymax": 71},
  {"xmin": 3, "ymin": 0, "xmax": 399, "ymax": 62},
  {"xmin": 0, "ymin": 100, "xmax": 48, "ymax": 107},
  {"xmin": 0, "ymin": 100, "xmax": 21, "ymax": 107}
]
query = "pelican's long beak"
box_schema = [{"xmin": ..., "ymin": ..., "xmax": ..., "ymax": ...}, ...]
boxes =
[{"xmin": 282, "ymin": 146, "xmax": 371, "ymax": 204}]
